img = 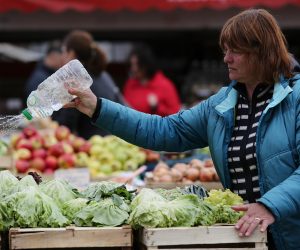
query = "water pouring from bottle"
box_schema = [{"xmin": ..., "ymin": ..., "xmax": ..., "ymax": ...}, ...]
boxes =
[
  {"xmin": 0, "ymin": 115, "xmax": 27, "ymax": 136},
  {"xmin": 0, "ymin": 60, "xmax": 92, "ymax": 135}
]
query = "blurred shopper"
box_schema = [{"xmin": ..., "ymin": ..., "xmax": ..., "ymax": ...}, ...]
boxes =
[
  {"xmin": 25, "ymin": 41, "xmax": 63, "ymax": 97},
  {"xmin": 123, "ymin": 45, "xmax": 181, "ymax": 116},
  {"xmin": 65, "ymin": 9, "xmax": 300, "ymax": 249},
  {"xmin": 54, "ymin": 30, "xmax": 126, "ymax": 139}
]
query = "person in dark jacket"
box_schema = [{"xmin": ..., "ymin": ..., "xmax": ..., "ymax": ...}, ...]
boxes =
[
  {"xmin": 25, "ymin": 41, "xmax": 63, "ymax": 98},
  {"xmin": 54, "ymin": 30, "xmax": 126, "ymax": 139}
]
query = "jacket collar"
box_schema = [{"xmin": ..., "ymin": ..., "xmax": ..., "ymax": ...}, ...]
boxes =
[{"xmin": 215, "ymin": 76, "xmax": 294, "ymax": 115}]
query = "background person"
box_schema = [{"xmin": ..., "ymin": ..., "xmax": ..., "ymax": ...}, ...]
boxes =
[
  {"xmin": 25, "ymin": 40, "xmax": 63, "ymax": 98},
  {"xmin": 55, "ymin": 30, "xmax": 126, "ymax": 139},
  {"xmin": 123, "ymin": 44, "xmax": 181, "ymax": 116},
  {"xmin": 65, "ymin": 9, "xmax": 300, "ymax": 250}
]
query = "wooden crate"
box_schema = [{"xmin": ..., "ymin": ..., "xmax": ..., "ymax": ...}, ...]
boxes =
[
  {"xmin": 140, "ymin": 226, "xmax": 267, "ymax": 250},
  {"xmin": 9, "ymin": 226, "xmax": 132, "ymax": 249}
]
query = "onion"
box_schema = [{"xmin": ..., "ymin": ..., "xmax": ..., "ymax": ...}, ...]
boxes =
[
  {"xmin": 186, "ymin": 167, "xmax": 200, "ymax": 181},
  {"xmin": 173, "ymin": 163, "xmax": 188, "ymax": 176},
  {"xmin": 153, "ymin": 167, "xmax": 170, "ymax": 177},
  {"xmin": 189, "ymin": 159, "xmax": 204, "ymax": 170},
  {"xmin": 204, "ymin": 159, "xmax": 214, "ymax": 168},
  {"xmin": 170, "ymin": 168, "xmax": 183, "ymax": 182},
  {"xmin": 154, "ymin": 162, "xmax": 169, "ymax": 172}
]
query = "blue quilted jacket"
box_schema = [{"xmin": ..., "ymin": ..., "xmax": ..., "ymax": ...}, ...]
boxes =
[{"xmin": 95, "ymin": 74, "xmax": 300, "ymax": 250}]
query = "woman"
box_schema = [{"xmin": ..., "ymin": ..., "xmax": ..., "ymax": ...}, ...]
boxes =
[
  {"xmin": 53, "ymin": 30, "xmax": 126, "ymax": 139},
  {"xmin": 123, "ymin": 44, "xmax": 181, "ymax": 116},
  {"xmin": 65, "ymin": 9, "xmax": 300, "ymax": 249}
]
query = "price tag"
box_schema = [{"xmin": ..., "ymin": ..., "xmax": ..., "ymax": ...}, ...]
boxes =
[{"xmin": 54, "ymin": 168, "xmax": 90, "ymax": 190}]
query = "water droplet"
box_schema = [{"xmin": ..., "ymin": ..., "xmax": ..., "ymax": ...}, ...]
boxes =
[{"xmin": 0, "ymin": 115, "xmax": 27, "ymax": 136}]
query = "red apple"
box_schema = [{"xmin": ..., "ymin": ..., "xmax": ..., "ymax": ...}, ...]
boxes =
[
  {"xmin": 58, "ymin": 153, "xmax": 76, "ymax": 168},
  {"xmin": 29, "ymin": 135, "xmax": 44, "ymax": 150},
  {"xmin": 43, "ymin": 135, "xmax": 58, "ymax": 149},
  {"xmin": 32, "ymin": 148, "xmax": 47, "ymax": 159},
  {"xmin": 10, "ymin": 133, "xmax": 25, "ymax": 149},
  {"xmin": 55, "ymin": 125, "xmax": 71, "ymax": 141},
  {"xmin": 15, "ymin": 159, "xmax": 30, "ymax": 173},
  {"xmin": 23, "ymin": 126, "xmax": 38, "ymax": 138},
  {"xmin": 30, "ymin": 157, "xmax": 46, "ymax": 172},
  {"xmin": 15, "ymin": 148, "xmax": 32, "ymax": 160},
  {"xmin": 61, "ymin": 141, "xmax": 74, "ymax": 154},
  {"xmin": 48, "ymin": 143, "xmax": 65, "ymax": 157},
  {"xmin": 16, "ymin": 138, "xmax": 33, "ymax": 151},
  {"xmin": 72, "ymin": 137, "xmax": 86, "ymax": 152},
  {"xmin": 45, "ymin": 155, "xmax": 58, "ymax": 170},
  {"xmin": 78, "ymin": 142, "xmax": 91, "ymax": 154}
]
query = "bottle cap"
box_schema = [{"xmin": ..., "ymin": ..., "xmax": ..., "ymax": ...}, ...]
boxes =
[{"xmin": 22, "ymin": 109, "xmax": 33, "ymax": 120}]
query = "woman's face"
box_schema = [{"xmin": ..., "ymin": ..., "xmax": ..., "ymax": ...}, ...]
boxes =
[
  {"xmin": 61, "ymin": 46, "xmax": 76, "ymax": 65},
  {"xmin": 223, "ymin": 45, "xmax": 256, "ymax": 84},
  {"xmin": 130, "ymin": 55, "xmax": 144, "ymax": 80}
]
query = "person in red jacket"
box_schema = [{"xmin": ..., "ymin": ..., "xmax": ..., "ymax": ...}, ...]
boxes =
[{"xmin": 123, "ymin": 45, "xmax": 181, "ymax": 116}]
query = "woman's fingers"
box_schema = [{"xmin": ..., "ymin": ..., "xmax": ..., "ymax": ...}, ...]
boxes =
[
  {"xmin": 236, "ymin": 216, "xmax": 262, "ymax": 236},
  {"xmin": 232, "ymin": 204, "xmax": 249, "ymax": 212},
  {"xmin": 260, "ymin": 219, "xmax": 269, "ymax": 233},
  {"xmin": 63, "ymin": 102, "xmax": 76, "ymax": 108},
  {"xmin": 245, "ymin": 218, "xmax": 261, "ymax": 236},
  {"xmin": 67, "ymin": 87, "xmax": 81, "ymax": 96}
]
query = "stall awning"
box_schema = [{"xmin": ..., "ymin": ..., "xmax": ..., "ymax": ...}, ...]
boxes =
[{"xmin": 1, "ymin": 0, "xmax": 300, "ymax": 13}]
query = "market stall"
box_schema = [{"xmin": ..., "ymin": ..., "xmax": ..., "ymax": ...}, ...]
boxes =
[{"xmin": 0, "ymin": 120, "xmax": 266, "ymax": 250}]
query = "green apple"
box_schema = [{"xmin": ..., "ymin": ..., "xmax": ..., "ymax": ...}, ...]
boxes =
[{"xmin": 100, "ymin": 164, "xmax": 113, "ymax": 175}]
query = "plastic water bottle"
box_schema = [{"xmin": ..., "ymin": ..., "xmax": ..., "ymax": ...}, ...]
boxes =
[{"xmin": 22, "ymin": 59, "xmax": 93, "ymax": 120}]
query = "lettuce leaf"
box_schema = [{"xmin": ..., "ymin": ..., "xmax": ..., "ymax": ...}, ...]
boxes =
[
  {"xmin": 205, "ymin": 189, "xmax": 243, "ymax": 206},
  {"xmin": 40, "ymin": 179, "xmax": 79, "ymax": 207},
  {"xmin": 12, "ymin": 175, "xmax": 38, "ymax": 194},
  {"xmin": 82, "ymin": 181, "xmax": 134, "ymax": 202},
  {"xmin": 62, "ymin": 198, "xmax": 89, "ymax": 221},
  {"xmin": 128, "ymin": 188, "xmax": 200, "ymax": 229},
  {"xmin": 74, "ymin": 197, "xmax": 130, "ymax": 227},
  {"xmin": 0, "ymin": 170, "xmax": 19, "ymax": 198},
  {"xmin": 0, "ymin": 186, "xmax": 69, "ymax": 230}
]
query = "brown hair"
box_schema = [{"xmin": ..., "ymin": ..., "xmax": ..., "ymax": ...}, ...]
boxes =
[
  {"xmin": 219, "ymin": 9, "xmax": 292, "ymax": 83},
  {"xmin": 63, "ymin": 30, "xmax": 107, "ymax": 76}
]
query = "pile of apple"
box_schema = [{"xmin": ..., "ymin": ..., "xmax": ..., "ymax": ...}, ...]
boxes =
[
  {"xmin": 10, "ymin": 125, "xmax": 147, "ymax": 177},
  {"xmin": 149, "ymin": 158, "xmax": 219, "ymax": 184},
  {"xmin": 11, "ymin": 125, "xmax": 91, "ymax": 174},
  {"xmin": 86, "ymin": 135, "xmax": 146, "ymax": 178}
]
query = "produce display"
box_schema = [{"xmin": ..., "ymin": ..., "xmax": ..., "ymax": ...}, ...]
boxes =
[
  {"xmin": 147, "ymin": 158, "xmax": 219, "ymax": 184},
  {"xmin": 9, "ymin": 124, "xmax": 147, "ymax": 177},
  {"xmin": 0, "ymin": 170, "xmax": 243, "ymax": 232},
  {"xmin": 0, "ymin": 170, "xmax": 135, "ymax": 230}
]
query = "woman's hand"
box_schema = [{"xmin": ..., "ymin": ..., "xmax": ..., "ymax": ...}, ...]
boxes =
[
  {"xmin": 232, "ymin": 203, "xmax": 275, "ymax": 237},
  {"xmin": 64, "ymin": 87, "xmax": 97, "ymax": 118}
]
